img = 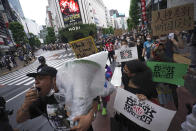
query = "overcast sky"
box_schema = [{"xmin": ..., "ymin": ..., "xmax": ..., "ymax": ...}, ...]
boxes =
[{"xmin": 19, "ymin": 0, "xmax": 130, "ymax": 26}]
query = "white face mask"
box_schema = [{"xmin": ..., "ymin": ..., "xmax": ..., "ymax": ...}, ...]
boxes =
[
  {"xmin": 147, "ymin": 38, "xmax": 151, "ymax": 41},
  {"xmin": 137, "ymin": 40, "xmax": 140, "ymax": 42}
]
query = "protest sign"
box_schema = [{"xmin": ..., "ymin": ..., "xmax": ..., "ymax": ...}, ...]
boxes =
[
  {"xmin": 115, "ymin": 47, "xmax": 138, "ymax": 62},
  {"xmin": 69, "ymin": 36, "xmax": 98, "ymax": 58},
  {"xmin": 114, "ymin": 29, "xmax": 123, "ymax": 36},
  {"xmin": 151, "ymin": 3, "xmax": 194, "ymax": 36},
  {"xmin": 114, "ymin": 88, "xmax": 176, "ymax": 131},
  {"xmin": 147, "ymin": 61, "xmax": 188, "ymax": 86}
]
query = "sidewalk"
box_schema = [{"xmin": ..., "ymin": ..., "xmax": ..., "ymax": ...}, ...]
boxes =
[{"xmin": 0, "ymin": 57, "xmax": 35, "ymax": 77}]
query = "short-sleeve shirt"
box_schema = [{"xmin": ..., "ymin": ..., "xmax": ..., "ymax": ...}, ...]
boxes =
[{"xmin": 143, "ymin": 41, "xmax": 153, "ymax": 59}]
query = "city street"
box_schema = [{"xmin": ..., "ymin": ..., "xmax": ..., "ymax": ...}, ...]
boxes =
[
  {"xmin": 0, "ymin": 49, "xmax": 75, "ymax": 131},
  {"xmin": 0, "ymin": 48, "xmax": 196, "ymax": 131}
]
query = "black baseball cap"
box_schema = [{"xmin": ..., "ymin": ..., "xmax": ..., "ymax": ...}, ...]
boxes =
[{"xmin": 27, "ymin": 66, "xmax": 57, "ymax": 77}]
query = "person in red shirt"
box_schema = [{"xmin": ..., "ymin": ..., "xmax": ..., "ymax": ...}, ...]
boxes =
[{"xmin": 105, "ymin": 39, "xmax": 115, "ymax": 64}]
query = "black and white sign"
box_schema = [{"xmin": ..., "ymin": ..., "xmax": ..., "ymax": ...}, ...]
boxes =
[
  {"xmin": 115, "ymin": 47, "xmax": 138, "ymax": 62},
  {"xmin": 114, "ymin": 88, "xmax": 176, "ymax": 131}
]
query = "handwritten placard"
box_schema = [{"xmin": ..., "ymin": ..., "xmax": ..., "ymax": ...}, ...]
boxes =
[
  {"xmin": 151, "ymin": 3, "xmax": 194, "ymax": 36},
  {"xmin": 147, "ymin": 61, "xmax": 188, "ymax": 86},
  {"xmin": 69, "ymin": 36, "xmax": 98, "ymax": 58},
  {"xmin": 114, "ymin": 88, "xmax": 176, "ymax": 131}
]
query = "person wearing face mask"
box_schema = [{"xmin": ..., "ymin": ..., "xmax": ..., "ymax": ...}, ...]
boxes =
[
  {"xmin": 142, "ymin": 34, "xmax": 153, "ymax": 60},
  {"xmin": 136, "ymin": 36, "xmax": 145, "ymax": 61},
  {"xmin": 16, "ymin": 66, "xmax": 97, "ymax": 131},
  {"xmin": 114, "ymin": 60, "xmax": 158, "ymax": 131}
]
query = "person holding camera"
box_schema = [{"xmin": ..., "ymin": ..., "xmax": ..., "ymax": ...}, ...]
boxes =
[{"xmin": 16, "ymin": 66, "xmax": 97, "ymax": 131}]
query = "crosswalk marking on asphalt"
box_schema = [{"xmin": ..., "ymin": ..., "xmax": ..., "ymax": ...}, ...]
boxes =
[{"xmin": 0, "ymin": 57, "xmax": 75, "ymax": 86}]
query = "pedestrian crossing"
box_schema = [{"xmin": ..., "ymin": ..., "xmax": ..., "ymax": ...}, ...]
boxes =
[
  {"xmin": 47, "ymin": 52, "xmax": 75, "ymax": 60},
  {"xmin": 0, "ymin": 57, "xmax": 75, "ymax": 86}
]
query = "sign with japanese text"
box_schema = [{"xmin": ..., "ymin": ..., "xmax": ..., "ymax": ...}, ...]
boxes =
[
  {"xmin": 114, "ymin": 88, "xmax": 176, "ymax": 131},
  {"xmin": 115, "ymin": 47, "xmax": 138, "ymax": 62},
  {"xmin": 151, "ymin": 3, "xmax": 194, "ymax": 36},
  {"xmin": 147, "ymin": 61, "xmax": 188, "ymax": 86},
  {"xmin": 69, "ymin": 36, "xmax": 98, "ymax": 58},
  {"xmin": 59, "ymin": 0, "xmax": 82, "ymax": 27}
]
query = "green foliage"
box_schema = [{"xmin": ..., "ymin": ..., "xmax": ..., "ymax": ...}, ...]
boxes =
[
  {"xmin": 28, "ymin": 33, "xmax": 41, "ymax": 49},
  {"xmin": 58, "ymin": 24, "xmax": 97, "ymax": 42},
  {"xmin": 128, "ymin": 0, "xmax": 140, "ymax": 30},
  {"xmin": 9, "ymin": 22, "xmax": 27, "ymax": 44},
  {"xmin": 102, "ymin": 26, "xmax": 114, "ymax": 35},
  {"xmin": 45, "ymin": 27, "xmax": 56, "ymax": 44}
]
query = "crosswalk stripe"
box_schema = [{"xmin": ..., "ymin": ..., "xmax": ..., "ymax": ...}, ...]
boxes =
[
  {"xmin": 0, "ymin": 57, "xmax": 75, "ymax": 86},
  {"xmin": 16, "ymin": 77, "xmax": 33, "ymax": 85},
  {"xmin": 7, "ymin": 76, "xmax": 29, "ymax": 85},
  {"xmin": 24, "ymin": 80, "xmax": 35, "ymax": 86}
]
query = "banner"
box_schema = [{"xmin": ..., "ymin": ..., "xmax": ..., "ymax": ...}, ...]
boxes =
[
  {"xmin": 147, "ymin": 61, "xmax": 188, "ymax": 86},
  {"xmin": 151, "ymin": 3, "xmax": 194, "ymax": 36},
  {"xmin": 141, "ymin": 0, "xmax": 147, "ymax": 23},
  {"xmin": 115, "ymin": 47, "xmax": 138, "ymax": 62},
  {"xmin": 69, "ymin": 36, "xmax": 98, "ymax": 58},
  {"xmin": 59, "ymin": 0, "xmax": 82, "ymax": 27},
  {"xmin": 114, "ymin": 88, "xmax": 176, "ymax": 131}
]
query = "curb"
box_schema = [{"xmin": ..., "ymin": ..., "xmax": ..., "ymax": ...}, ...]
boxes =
[{"xmin": 0, "ymin": 59, "xmax": 36, "ymax": 77}]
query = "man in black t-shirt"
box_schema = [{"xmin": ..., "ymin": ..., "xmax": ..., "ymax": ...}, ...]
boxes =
[{"xmin": 16, "ymin": 66, "xmax": 97, "ymax": 131}]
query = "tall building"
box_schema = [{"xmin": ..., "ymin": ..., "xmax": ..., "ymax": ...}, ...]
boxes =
[
  {"xmin": 25, "ymin": 18, "xmax": 40, "ymax": 36},
  {"xmin": 47, "ymin": 0, "xmax": 109, "ymax": 32},
  {"xmin": 8, "ymin": 0, "xmax": 25, "ymax": 19},
  {"xmin": 109, "ymin": 9, "xmax": 127, "ymax": 30}
]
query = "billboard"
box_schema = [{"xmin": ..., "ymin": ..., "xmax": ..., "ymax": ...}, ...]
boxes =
[{"xmin": 59, "ymin": 0, "xmax": 82, "ymax": 27}]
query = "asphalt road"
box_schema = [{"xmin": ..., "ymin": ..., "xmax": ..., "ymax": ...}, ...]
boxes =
[{"xmin": 0, "ymin": 49, "xmax": 75, "ymax": 131}]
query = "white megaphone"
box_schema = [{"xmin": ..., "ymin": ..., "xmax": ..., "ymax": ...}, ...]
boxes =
[{"xmin": 56, "ymin": 51, "xmax": 114, "ymax": 124}]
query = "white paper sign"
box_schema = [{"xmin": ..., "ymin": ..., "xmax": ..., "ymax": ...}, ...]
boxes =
[
  {"xmin": 114, "ymin": 88, "xmax": 176, "ymax": 131},
  {"xmin": 111, "ymin": 67, "xmax": 122, "ymax": 86},
  {"xmin": 115, "ymin": 47, "xmax": 138, "ymax": 62}
]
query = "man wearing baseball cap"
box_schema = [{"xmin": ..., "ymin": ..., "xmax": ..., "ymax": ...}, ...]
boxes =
[{"xmin": 16, "ymin": 66, "xmax": 97, "ymax": 131}]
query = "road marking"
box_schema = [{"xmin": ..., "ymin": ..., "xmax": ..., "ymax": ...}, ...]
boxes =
[{"xmin": 6, "ymin": 88, "xmax": 29, "ymax": 103}]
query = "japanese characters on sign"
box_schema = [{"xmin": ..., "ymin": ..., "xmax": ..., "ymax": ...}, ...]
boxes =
[
  {"xmin": 151, "ymin": 3, "xmax": 194, "ymax": 36},
  {"xmin": 115, "ymin": 47, "xmax": 138, "ymax": 62},
  {"xmin": 114, "ymin": 88, "xmax": 176, "ymax": 131},
  {"xmin": 147, "ymin": 61, "xmax": 188, "ymax": 86},
  {"xmin": 69, "ymin": 36, "xmax": 98, "ymax": 58}
]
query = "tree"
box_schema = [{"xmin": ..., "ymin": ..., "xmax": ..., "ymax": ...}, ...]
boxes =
[
  {"xmin": 29, "ymin": 33, "xmax": 41, "ymax": 49},
  {"xmin": 128, "ymin": 0, "xmax": 140, "ymax": 30},
  {"xmin": 9, "ymin": 22, "xmax": 27, "ymax": 45},
  {"xmin": 45, "ymin": 27, "xmax": 56, "ymax": 44},
  {"xmin": 102, "ymin": 26, "xmax": 114, "ymax": 35},
  {"xmin": 58, "ymin": 24, "xmax": 97, "ymax": 42}
]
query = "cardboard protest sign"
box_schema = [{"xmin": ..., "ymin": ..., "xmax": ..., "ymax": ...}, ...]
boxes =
[
  {"xmin": 114, "ymin": 88, "xmax": 176, "ymax": 131},
  {"xmin": 147, "ymin": 61, "xmax": 188, "ymax": 86},
  {"xmin": 115, "ymin": 47, "xmax": 138, "ymax": 62},
  {"xmin": 151, "ymin": 3, "xmax": 194, "ymax": 36},
  {"xmin": 69, "ymin": 36, "xmax": 98, "ymax": 58},
  {"xmin": 114, "ymin": 29, "xmax": 123, "ymax": 36}
]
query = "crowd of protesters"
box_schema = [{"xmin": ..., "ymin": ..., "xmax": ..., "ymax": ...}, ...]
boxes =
[
  {"xmin": 0, "ymin": 50, "xmax": 35, "ymax": 71},
  {"xmin": 1, "ymin": 25, "xmax": 196, "ymax": 131},
  {"xmin": 42, "ymin": 43, "xmax": 68, "ymax": 51}
]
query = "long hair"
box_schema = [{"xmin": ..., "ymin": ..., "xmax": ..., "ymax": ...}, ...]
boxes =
[{"xmin": 125, "ymin": 60, "xmax": 157, "ymax": 98}]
